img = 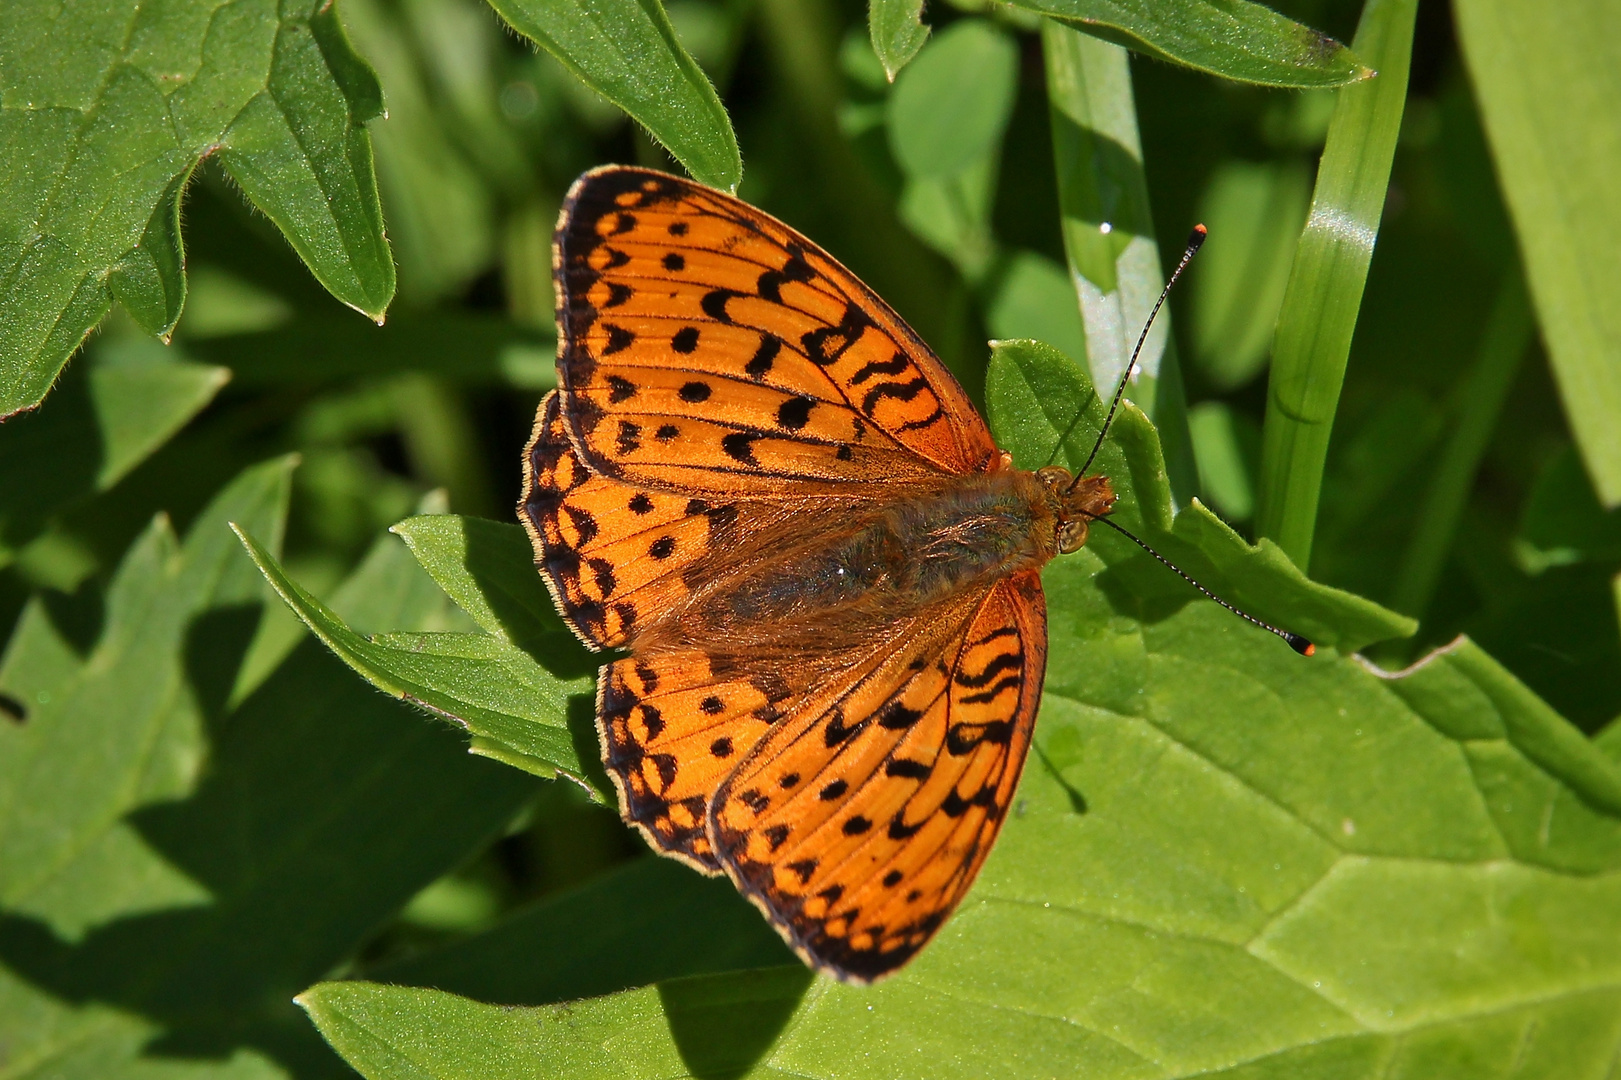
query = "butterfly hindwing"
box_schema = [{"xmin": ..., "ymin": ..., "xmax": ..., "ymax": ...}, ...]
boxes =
[
  {"xmin": 553, "ymin": 166, "xmax": 999, "ymax": 496},
  {"xmin": 708, "ymin": 574, "xmax": 1047, "ymax": 983},
  {"xmin": 596, "ymin": 649, "xmax": 806, "ymax": 872}
]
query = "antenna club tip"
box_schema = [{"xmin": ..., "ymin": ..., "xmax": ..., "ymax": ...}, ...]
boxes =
[
  {"xmin": 1284, "ymin": 634, "xmax": 1315, "ymax": 657},
  {"xmin": 1186, "ymin": 224, "xmax": 1208, "ymax": 253},
  {"xmin": 1193, "ymin": 223, "xmax": 1207, "ymax": 235}
]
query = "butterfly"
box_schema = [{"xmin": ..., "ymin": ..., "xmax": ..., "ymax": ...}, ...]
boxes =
[{"xmin": 518, "ymin": 165, "xmax": 1308, "ymax": 984}]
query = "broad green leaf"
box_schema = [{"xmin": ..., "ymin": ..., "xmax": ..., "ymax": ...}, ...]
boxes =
[
  {"xmin": 1454, "ymin": 0, "xmax": 1621, "ymax": 508},
  {"xmin": 1007, "ymin": 0, "xmax": 1369, "ymax": 88},
  {"xmin": 1041, "ymin": 20, "xmax": 1196, "ymax": 504},
  {"xmin": 1189, "ymin": 160, "xmax": 1311, "ymax": 391},
  {"xmin": 480, "ymin": 0, "xmax": 740, "ymax": 191},
  {"xmin": 0, "ymin": 0, "xmax": 395, "ymax": 417},
  {"xmin": 236, "ymin": 526, "xmax": 600, "ymax": 793},
  {"xmin": 301, "ymin": 346, "xmax": 1621, "ymax": 1080},
  {"xmin": 867, "ymin": 0, "xmax": 929, "ymax": 82},
  {"xmin": 0, "ymin": 464, "xmax": 538, "ymax": 1078},
  {"xmin": 1256, "ymin": 0, "xmax": 1418, "ymax": 568},
  {"xmin": 0, "ymin": 340, "xmax": 228, "ymax": 565},
  {"xmin": 191, "ymin": 313, "xmax": 554, "ymax": 388}
]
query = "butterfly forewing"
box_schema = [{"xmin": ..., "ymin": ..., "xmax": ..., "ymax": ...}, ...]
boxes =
[
  {"xmin": 553, "ymin": 167, "xmax": 998, "ymax": 493},
  {"xmin": 709, "ymin": 576, "xmax": 1046, "ymax": 983}
]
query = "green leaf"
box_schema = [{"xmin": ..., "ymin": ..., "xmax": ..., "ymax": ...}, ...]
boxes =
[
  {"xmin": 235, "ymin": 524, "xmax": 601, "ymax": 795},
  {"xmin": 0, "ymin": 465, "xmax": 540, "ymax": 1077},
  {"xmin": 1255, "ymin": 0, "xmax": 1418, "ymax": 569},
  {"xmin": 0, "ymin": 0, "xmax": 396, "ymax": 418},
  {"xmin": 867, "ymin": 0, "xmax": 929, "ymax": 82},
  {"xmin": 1006, "ymin": 0, "xmax": 1369, "ymax": 88},
  {"xmin": 1041, "ymin": 20, "xmax": 1196, "ymax": 505},
  {"xmin": 0, "ymin": 340, "xmax": 229, "ymax": 564},
  {"xmin": 1454, "ymin": 0, "xmax": 1621, "ymax": 508},
  {"xmin": 301, "ymin": 345, "xmax": 1621, "ymax": 1079},
  {"xmin": 481, "ymin": 0, "xmax": 740, "ymax": 191}
]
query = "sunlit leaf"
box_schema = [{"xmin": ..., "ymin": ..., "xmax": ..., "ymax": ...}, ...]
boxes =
[
  {"xmin": 0, "ymin": 0, "xmax": 395, "ymax": 417},
  {"xmin": 299, "ymin": 347, "xmax": 1621, "ymax": 1080}
]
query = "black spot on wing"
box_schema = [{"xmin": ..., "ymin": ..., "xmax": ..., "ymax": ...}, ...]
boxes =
[
  {"xmin": 671, "ymin": 326, "xmax": 700, "ymax": 354},
  {"xmin": 776, "ymin": 396, "xmax": 815, "ymax": 430}
]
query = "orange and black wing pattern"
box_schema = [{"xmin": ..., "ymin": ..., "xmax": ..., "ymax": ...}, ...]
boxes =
[
  {"xmin": 709, "ymin": 575, "xmax": 1047, "ymax": 982},
  {"xmin": 550, "ymin": 166, "xmax": 998, "ymax": 495}
]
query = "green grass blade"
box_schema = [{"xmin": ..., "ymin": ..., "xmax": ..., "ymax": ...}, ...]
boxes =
[
  {"xmin": 483, "ymin": 0, "xmax": 741, "ymax": 191},
  {"xmin": 1009, "ymin": 0, "xmax": 1369, "ymax": 88},
  {"xmin": 1455, "ymin": 0, "xmax": 1621, "ymax": 508},
  {"xmin": 1041, "ymin": 19, "xmax": 1196, "ymax": 505},
  {"xmin": 1390, "ymin": 268, "xmax": 1533, "ymax": 622},
  {"xmin": 1255, "ymin": 0, "xmax": 1418, "ymax": 570}
]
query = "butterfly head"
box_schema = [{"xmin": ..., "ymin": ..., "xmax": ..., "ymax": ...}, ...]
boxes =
[{"xmin": 1034, "ymin": 465, "xmax": 1115, "ymax": 555}]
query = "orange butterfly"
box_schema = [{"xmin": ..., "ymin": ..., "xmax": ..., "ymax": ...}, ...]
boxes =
[{"xmin": 518, "ymin": 165, "xmax": 1306, "ymax": 983}]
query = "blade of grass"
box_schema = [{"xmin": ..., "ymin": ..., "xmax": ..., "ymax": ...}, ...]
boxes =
[
  {"xmin": 1254, "ymin": 0, "xmax": 1418, "ymax": 570},
  {"xmin": 1455, "ymin": 0, "xmax": 1621, "ymax": 508},
  {"xmin": 1041, "ymin": 19, "xmax": 1196, "ymax": 506},
  {"xmin": 1389, "ymin": 267, "xmax": 1533, "ymax": 623}
]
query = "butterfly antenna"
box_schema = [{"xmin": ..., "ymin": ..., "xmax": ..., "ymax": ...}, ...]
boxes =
[
  {"xmin": 1092, "ymin": 515, "xmax": 1315, "ymax": 656},
  {"xmin": 1045, "ymin": 225, "xmax": 1209, "ymax": 481}
]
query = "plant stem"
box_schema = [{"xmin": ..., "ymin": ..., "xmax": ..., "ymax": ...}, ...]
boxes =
[
  {"xmin": 1390, "ymin": 267, "xmax": 1532, "ymax": 621},
  {"xmin": 1254, "ymin": 0, "xmax": 1418, "ymax": 570},
  {"xmin": 1041, "ymin": 19, "xmax": 1196, "ymax": 507}
]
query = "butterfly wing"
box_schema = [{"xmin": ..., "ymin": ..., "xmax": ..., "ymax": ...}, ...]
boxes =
[
  {"xmin": 708, "ymin": 572, "xmax": 1047, "ymax": 983},
  {"xmin": 552, "ymin": 166, "xmax": 999, "ymax": 496}
]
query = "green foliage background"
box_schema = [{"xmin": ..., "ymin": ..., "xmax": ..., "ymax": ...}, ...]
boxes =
[{"xmin": 3, "ymin": 0, "xmax": 1621, "ymax": 1076}]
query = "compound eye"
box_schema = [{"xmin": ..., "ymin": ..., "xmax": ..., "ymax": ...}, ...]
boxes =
[{"xmin": 1057, "ymin": 518, "xmax": 1089, "ymax": 554}]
